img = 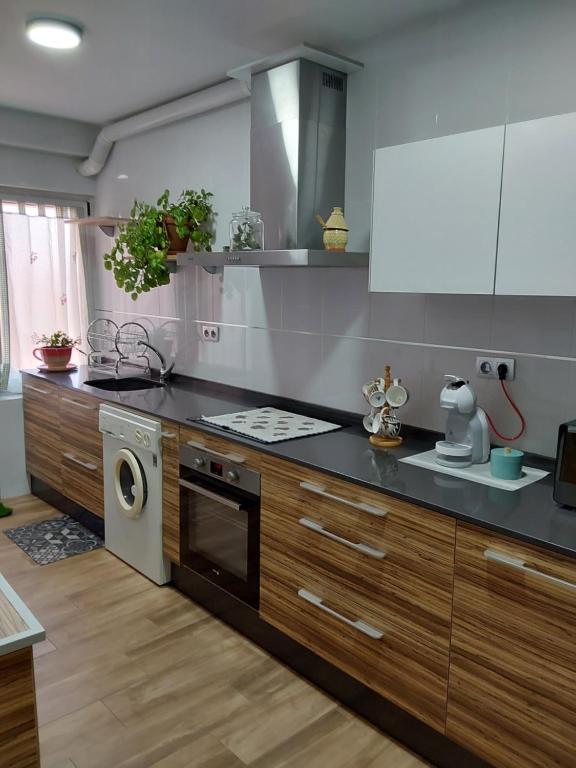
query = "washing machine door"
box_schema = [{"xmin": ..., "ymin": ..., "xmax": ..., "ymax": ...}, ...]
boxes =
[{"xmin": 113, "ymin": 448, "xmax": 148, "ymax": 520}]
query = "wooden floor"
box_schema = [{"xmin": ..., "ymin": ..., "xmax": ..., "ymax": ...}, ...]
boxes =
[{"xmin": 1, "ymin": 496, "xmax": 428, "ymax": 768}]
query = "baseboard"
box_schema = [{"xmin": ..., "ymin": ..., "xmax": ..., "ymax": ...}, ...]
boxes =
[{"xmin": 1, "ymin": 482, "xmax": 31, "ymax": 500}]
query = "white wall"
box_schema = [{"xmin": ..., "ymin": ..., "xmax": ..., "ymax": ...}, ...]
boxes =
[
  {"xmin": 92, "ymin": 0, "xmax": 576, "ymax": 457},
  {"xmin": 0, "ymin": 107, "xmax": 98, "ymax": 196},
  {"xmin": 0, "ymin": 396, "xmax": 29, "ymax": 499}
]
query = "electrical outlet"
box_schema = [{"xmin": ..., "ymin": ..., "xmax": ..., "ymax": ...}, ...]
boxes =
[
  {"xmin": 476, "ymin": 356, "xmax": 515, "ymax": 380},
  {"xmin": 201, "ymin": 325, "xmax": 220, "ymax": 342}
]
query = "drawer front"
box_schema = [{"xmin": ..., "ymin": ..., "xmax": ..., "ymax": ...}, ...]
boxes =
[
  {"xmin": 60, "ymin": 445, "xmax": 104, "ymax": 517},
  {"xmin": 447, "ymin": 523, "xmax": 576, "ymax": 768},
  {"xmin": 261, "ymin": 457, "xmax": 455, "ymax": 638},
  {"xmin": 59, "ymin": 390, "xmax": 102, "ymax": 459},
  {"xmin": 179, "ymin": 425, "xmax": 264, "ymax": 473},
  {"xmin": 22, "ymin": 376, "xmax": 61, "ymax": 488},
  {"xmin": 262, "ymin": 503, "xmax": 453, "ymax": 652},
  {"xmin": 162, "ymin": 423, "xmax": 180, "ymax": 564},
  {"xmin": 261, "ymin": 548, "xmax": 450, "ymax": 731}
]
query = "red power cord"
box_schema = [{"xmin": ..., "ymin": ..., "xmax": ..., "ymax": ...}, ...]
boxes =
[{"xmin": 485, "ymin": 378, "xmax": 526, "ymax": 442}]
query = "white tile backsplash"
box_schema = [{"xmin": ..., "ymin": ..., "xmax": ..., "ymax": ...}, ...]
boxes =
[
  {"xmin": 424, "ymin": 295, "xmax": 493, "ymax": 349},
  {"xmin": 280, "ymin": 270, "xmax": 324, "ymax": 333},
  {"xmin": 322, "ymin": 269, "xmax": 369, "ymax": 338},
  {"xmin": 368, "ymin": 292, "xmax": 426, "ymax": 342},
  {"xmin": 491, "ymin": 296, "xmax": 576, "ymax": 357}
]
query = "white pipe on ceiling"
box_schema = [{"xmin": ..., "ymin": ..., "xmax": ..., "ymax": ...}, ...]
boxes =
[{"xmin": 77, "ymin": 78, "xmax": 251, "ymax": 177}]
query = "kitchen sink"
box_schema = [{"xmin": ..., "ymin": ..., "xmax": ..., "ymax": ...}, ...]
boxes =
[{"xmin": 84, "ymin": 377, "xmax": 165, "ymax": 392}]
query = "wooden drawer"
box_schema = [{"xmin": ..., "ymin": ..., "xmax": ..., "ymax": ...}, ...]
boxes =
[
  {"xmin": 260, "ymin": 457, "xmax": 455, "ymax": 639},
  {"xmin": 261, "ymin": 547, "xmax": 450, "ymax": 731},
  {"xmin": 22, "ymin": 375, "xmax": 61, "ymax": 489},
  {"xmin": 179, "ymin": 425, "xmax": 265, "ymax": 473},
  {"xmin": 58, "ymin": 389, "xmax": 102, "ymax": 459},
  {"xmin": 60, "ymin": 444, "xmax": 104, "ymax": 518},
  {"xmin": 447, "ymin": 523, "xmax": 576, "ymax": 768},
  {"xmin": 162, "ymin": 423, "xmax": 180, "ymax": 564},
  {"xmin": 260, "ymin": 456, "xmax": 455, "ymax": 732}
]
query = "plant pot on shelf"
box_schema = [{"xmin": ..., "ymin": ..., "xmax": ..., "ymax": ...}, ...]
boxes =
[
  {"xmin": 163, "ymin": 215, "xmax": 190, "ymax": 254},
  {"xmin": 32, "ymin": 346, "xmax": 73, "ymax": 369}
]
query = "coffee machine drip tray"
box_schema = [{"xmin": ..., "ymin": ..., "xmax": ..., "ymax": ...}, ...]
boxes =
[{"xmin": 400, "ymin": 450, "xmax": 548, "ymax": 492}]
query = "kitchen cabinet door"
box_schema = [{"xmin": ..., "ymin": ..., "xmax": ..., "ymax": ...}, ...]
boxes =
[
  {"xmin": 496, "ymin": 112, "xmax": 576, "ymax": 295},
  {"xmin": 22, "ymin": 375, "xmax": 62, "ymax": 490},
  {"xmin": 447, "ymin": 523, "xmax": 576, "ymax": 768},
  {"xmin": 370, "ymin": 126, "xmax": 504, "ymax": 294}
]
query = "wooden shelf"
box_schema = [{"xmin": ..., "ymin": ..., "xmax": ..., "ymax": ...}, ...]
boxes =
[{"xmin": 65, "ymin": 217, "xmax": 130, "ymax": 236}]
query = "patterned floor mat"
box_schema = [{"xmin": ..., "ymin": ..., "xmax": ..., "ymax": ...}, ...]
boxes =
[{"xmin": 4, "ymin": 514, "xmax": 103, "ymax": 565}]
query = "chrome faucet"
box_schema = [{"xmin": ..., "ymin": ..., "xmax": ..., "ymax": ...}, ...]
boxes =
[{"xmin": 137, "ymin": 340, "xmax": 175, "ymax": 382}]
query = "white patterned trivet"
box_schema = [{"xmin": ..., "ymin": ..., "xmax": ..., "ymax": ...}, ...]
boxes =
[{"xmin": 199, "ymin": 407, "xmax": 341, "ymax": 444}]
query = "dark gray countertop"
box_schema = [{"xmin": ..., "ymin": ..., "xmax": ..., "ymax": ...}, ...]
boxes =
[{"xmin": 24, "ymin": 366, "xmax": 576, "ymax": 560}]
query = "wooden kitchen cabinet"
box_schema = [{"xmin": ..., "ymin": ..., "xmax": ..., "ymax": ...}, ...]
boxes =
[
  {"xmin": 60, "ymin": 445, "xmax": 104, "ymax": 517},
  {"xmin": 260, "ymin": 455, "xmax": 456, "ymax": 732},
  {"xmin": 370, "ymin": 126, "xmax": 504, "ymax": 294},
  {"xmin": 447, "ymin": 523, "xmax": 576, "ymax": 768},
  {"xmin": 58, "ymin": 389, "xmax": 102, "ymax": 458},
  {"xmin": 22, "ymin": 374, "xmax": 62, "ymax": 490},
  {"xmin": 162, "ymin": 422, "xmax": 180, "ymax": 564}
]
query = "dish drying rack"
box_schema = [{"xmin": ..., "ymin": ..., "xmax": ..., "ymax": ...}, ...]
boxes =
[{"xmin": 86, "ymin": 318, "xmax": 152, "ymax": 374}]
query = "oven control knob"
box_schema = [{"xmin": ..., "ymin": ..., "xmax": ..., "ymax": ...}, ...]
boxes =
[
  {"xmin": 226, "ymin": 470, "xmax": 240, "ymax": 483},
  {"xmin": 193, "ymin": 457, "xmax": 206, "ymax": 469}
]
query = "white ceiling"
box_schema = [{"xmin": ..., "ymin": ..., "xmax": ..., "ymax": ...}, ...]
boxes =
[{"xmin": 0, "ymin": 0, "xmax": 469, "ymax": 125}]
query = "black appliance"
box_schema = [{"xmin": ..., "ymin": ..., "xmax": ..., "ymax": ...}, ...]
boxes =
[
  {"xmin": 554, "ymin": 420, "xmax": 576, "ymax": 508},
  {"xmin": 179, "ymin": 442, "xmax": 261, "ymax": 608}
]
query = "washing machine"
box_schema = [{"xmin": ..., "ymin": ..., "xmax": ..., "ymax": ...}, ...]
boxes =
[{"xmin": 99, "ymin": 404, "xmax": 170, "ymax": 585}]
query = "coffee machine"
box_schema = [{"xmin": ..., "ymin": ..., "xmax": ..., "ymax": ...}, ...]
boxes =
[{"xmin": 436, "ymin": 375, "xmax": 490, "ymax": 469}]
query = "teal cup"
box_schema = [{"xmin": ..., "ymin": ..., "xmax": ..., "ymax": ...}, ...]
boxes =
[{"xmin": 490, "ymin": 447, "xmax": 524, "ymax": 480}]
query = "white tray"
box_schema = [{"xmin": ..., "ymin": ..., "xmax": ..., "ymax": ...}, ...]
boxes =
[
  {"xmin": 199, "ymin": 407, "xmax": 341, "ymax": 444},
  {"xmin": 400, "ymin": 449, "xmax": 549, "ymax": 491}
]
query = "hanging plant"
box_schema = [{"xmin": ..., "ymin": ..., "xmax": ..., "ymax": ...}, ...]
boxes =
[{"xmin": 103, "ymin": 188, "xmax": 215, "ymax": 300}]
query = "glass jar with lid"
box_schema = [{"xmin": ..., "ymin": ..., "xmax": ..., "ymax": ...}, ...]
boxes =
[{"xmin": 230, "ymin": 208, "xmax": 264, "ymax": 251}]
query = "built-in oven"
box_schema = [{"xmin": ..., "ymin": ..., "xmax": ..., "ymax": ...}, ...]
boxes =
[{"xmin": 179, "ymin": 442, "xmax": 261, "ymax": 609}]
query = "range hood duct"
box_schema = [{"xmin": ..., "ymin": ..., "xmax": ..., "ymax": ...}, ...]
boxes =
[
  {"xmin": 250, "ymin": 58, "xmax": 347, "ymax": 251},
  {"xmin": 77, "ymin": 79, "xmax": 250, "ymax": 177}
]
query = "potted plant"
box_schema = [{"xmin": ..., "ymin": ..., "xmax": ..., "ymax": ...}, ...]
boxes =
[
  {"xmin": 104, "ymin": 188, "xmax": 215, "ymax": 300},
  {"xmin": 32, "ymin": 331, "xmax": 80, "ymax": 370}
]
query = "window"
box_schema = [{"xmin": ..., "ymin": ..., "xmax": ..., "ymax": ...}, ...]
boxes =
[{"xmin": 0, "ymin": 195, "xmax": 89, "ymax": 388}]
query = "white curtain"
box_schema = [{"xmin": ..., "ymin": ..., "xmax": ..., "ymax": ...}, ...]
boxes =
[{"xmin": 3, "ymin": 212, "xmax": 89, "ymax": 370}]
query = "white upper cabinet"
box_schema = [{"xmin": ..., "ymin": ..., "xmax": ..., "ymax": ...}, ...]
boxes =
[
  {"xmin": 369, "ymin": 126, "xmax": 505, "ymax": 294},
  {"xmin": 496, "ymin": 112, "xmax": 576, "ymax": 296}
]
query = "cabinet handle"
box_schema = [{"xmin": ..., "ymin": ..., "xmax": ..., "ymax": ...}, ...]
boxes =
[
  {"xmin": 186, "ymin": 440, "xmax": 245, "ymax": 464},
  {"xmin": 484, "ymin": 549, "xmax": 576, "ymax": 592},
  {"xmin": 297, "ymin": 588, "xmax": 384, "ymax": 639},
  {"xmin": 161, "ymin": 432, "xmax": 177, "ymax": 439},
  {"xmin": 178, "ymin": 478, "xmax": 242, "ymax": 511},
  {"xmin": 63, "ymin": 452, "xmax": 98, "ymax": 472},
  {"xmin": 24, "ymin": 383, "xmax": 50, "ymax": 395},
  {"xmin": 61, "ymin": 396, "xmax": 96, "ymax": 411},
  {"xmin": 299, "ymin": 517, "xmax": 386, "ymax": 560},
  {"xmin": 299, "ymin": 481, "xmax": 388, "ymax": 518}
]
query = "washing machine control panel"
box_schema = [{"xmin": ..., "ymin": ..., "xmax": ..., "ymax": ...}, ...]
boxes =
[{"xmin": 99, "ymin": 407, "xmax": 161, "ymax": 453}]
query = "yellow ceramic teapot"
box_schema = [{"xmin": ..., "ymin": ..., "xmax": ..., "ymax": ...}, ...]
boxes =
[{"xmin": 316, "ymin": 206, "xmax": 348, "ymax": 252}]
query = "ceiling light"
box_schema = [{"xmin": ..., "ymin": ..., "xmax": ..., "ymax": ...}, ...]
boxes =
[
  {"xmin": 26, "ymin": 18, "xmax": 83, "ymax": 50},
  {"xmin": 117, "ymin": 174, "xmax": 129, "ymax": 180}
]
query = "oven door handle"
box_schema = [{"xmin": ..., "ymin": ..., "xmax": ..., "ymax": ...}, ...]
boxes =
[{"xmin": 178, "ymin": 478, "xmax": 242, "ymax": 511}]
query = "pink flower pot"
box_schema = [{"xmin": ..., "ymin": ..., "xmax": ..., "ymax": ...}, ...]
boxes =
[{"xmin": 33, "ymin": 346, "xmax": 73, "ymax": 369}]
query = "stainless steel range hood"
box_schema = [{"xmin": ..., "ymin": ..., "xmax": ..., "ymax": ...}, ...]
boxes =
[{"xmin": 179, "ymin": 48, "xmax": 367, "ymax": 270}]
